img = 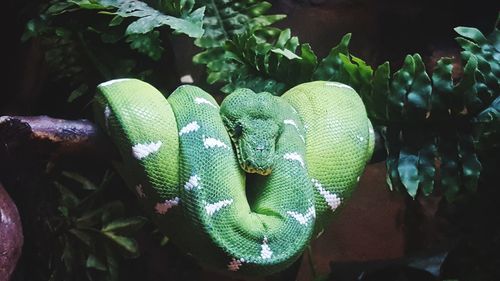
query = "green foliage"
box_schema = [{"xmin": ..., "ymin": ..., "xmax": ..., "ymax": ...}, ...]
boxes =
[
  {"xmin": 40, "ymin": 170, "xmax": 147, "ymax": 281},
  {"xmin": 192, "ymin": 0, "xmax": 287, "ymax": 92},
  {"xmin": 23, "ymin": 0, "xmax": 205, "ymax": 103},
  {"xmin": 193, "ymin": 1, "xmax": 499, "ymax": 200}
]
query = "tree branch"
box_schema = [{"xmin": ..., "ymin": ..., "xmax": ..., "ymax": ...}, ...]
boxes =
[
  {"xmin": 0, "ymin": 115, "xmax": 385, "ymax": 163},
  {"xmin": 0, "ymin": 115, "xmax": 115, "ymax": 162}
]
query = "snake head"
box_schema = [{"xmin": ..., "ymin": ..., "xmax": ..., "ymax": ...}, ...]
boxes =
[{"xmin": 221, "ymin": 89, "xmax": 282, "ymax": 175}]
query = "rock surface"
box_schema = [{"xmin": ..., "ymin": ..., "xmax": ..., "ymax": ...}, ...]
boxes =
[{"xmin": 0, "ymin": 183, "xmax": 23, "ymax": 281}]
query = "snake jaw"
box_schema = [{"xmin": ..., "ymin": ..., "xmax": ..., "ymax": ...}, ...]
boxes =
[{"xmin": 230, "ymin": 134, "xmax": 273, "ymax": 175}]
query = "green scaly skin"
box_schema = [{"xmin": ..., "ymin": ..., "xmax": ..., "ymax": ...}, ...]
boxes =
[{"xmin": 94, "ymin": 79, "xmax": 374, "ymax": 276}]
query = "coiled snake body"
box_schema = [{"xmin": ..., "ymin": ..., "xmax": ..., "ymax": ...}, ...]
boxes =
[{"xmin": 94, "ymin": 79, "xmax": 374, "ymax": 276}]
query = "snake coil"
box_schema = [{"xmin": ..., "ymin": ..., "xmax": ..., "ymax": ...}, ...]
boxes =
[{"xmin": 94, "ymin": 79, "xmax": 374, "ymax": 276}]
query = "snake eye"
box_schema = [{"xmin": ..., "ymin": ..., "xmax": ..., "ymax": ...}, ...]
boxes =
[{"xmin": 234, "ymin": 123, "xmax": 243, "ymax": 136}]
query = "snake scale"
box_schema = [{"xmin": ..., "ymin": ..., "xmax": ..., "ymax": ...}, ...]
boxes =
[{"xmin": 93, "ymin": 79, "xmax": 374, "ymax": 276}]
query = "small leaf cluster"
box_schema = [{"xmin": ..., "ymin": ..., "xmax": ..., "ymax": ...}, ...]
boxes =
[
  {"xmin": 47, "ymin": 170, "xmax": 147, "ymax": 281},
  {"xmin": 192, "ymin": 0, "xmax": 287, "ymax": 91},
  {"xmin": 193, "ymin": 0, "xmax": 499, "ymax": 199}
]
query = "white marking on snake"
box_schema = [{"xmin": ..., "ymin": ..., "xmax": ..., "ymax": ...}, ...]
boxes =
[
  {"xmin": 287, "ymin": 205, "xmax": 316, "ymax": 225},
  {"xmin": 325, "ymin": 81, "xmax": 354, "ymax": 90},
  {"xmin": 284, "ymin": 119, "xmax": 299, "ymax": 130},
  {"xmin": 179, "ymin": 121, "xmax": 200, "ymax": 136},
  {"xmin": 205, "ymin": 199, "xmax": 233, "ymax": 216},
  {"xmin": 194, "ymin": 97, "xmax": 217, "ymax": 108},
  {"xmin": 284, "ymin": 120, "xmax": 305, "ymax": 142},
  {"xmin": 184, "ymin": 175, "xmax": 201, "ymax": 191},
  {"xmin": 154, "ymin": 197, "xmax": 179, "ymax": 214},
  {"xmin": 261, "ymin": 237, "xmax": 273, "ymax": 259},
  {"xmin": 357, "ymin": 135, "xmax": 365, "ymax": 142},
  {"xmin": 227, "ymin": 258, "xmax": 245, "ymax": 271},
  {"xmin": 132, "ymin": 141, "xmax": 162, "ymax": 159},
  {"xmin": 283, "ymin": 152, "xmax": 305, "ymax": 168},
  {"xmin": 99, "ymin": 78, "xmax": 133, "ymax": 87},
  {"xmin": 312, "ymin": 179, "xmax": 342, "ymax": 211},
  {"xmin": 203, "ymin": 136, "xmax": 229, "ymax": 149},
  {"xmin": 135, "ymin": 184, "xmax": 146, "ymax": 198},
  {"xmin": 104, "ymin": 105, "xmax": 111, "ymax": 129}
]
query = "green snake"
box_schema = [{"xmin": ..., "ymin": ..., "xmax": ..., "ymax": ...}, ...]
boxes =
[{"xmin": 93, "ymin": 79, "xmax": 374, "ymax": 276}]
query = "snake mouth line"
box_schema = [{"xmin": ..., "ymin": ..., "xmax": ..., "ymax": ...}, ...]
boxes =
[{"xmin": 229, "ymin": 134, "xmax": 272, "ymax": 176}]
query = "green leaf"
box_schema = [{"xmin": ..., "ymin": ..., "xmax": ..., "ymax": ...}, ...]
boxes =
[
  {"xmin": 102, "ymin": 217, "xmax": 147, "ymax": 234},
  {"xmin": 418, "ymin": 142, "xmax": 437, "ymax": 196},
  {"xmin": 381, "ymin": 127, "xmax": 403, "ymax": 191},
  {"xmin": 271, "ymin": 48, "xmax": 302, "ymax": 60},
  {"xmin": 431, "ymin": 57, "xmax": 454, "ymax": 116},
  {"xmin": 55, "ymin": 182, "xmax": 80, "ymax": 209},
  {"xmin": 390, "ymin": 55, "xmax": 415, "ymax": 119},
  {"xmin": 70, "ymin": 0, "xmax": 107, "ymax": 9},
  {"xmin": 439, "ymin": 136, "xmax": 460, "ymax": 201},
  {"xmin": 455, "ymin": 26, "xmax": 488, "ymax": 46},
  {"xmin": 368, "ymin": 62, "xmax": 390, "ymax": 122},
  {"xmin": 313, "ymin": 33, "xmax": 351, "ymax": 81},
  {"xmin": 104, "ymin": 232, "xmax": 140, "ymax": 257},
  {"xmin": 398, "ymin": 148, "xmax": 420, "ymax": 198},
  {"xmin": 108, "ymin": 15, "xmax": 123, "ymax": 26},
  {"xmin": 100, "ymin": 0, "xmax": 204, "ymax": 38},
  {"xmin": 458, "ymin": 135, "xmax": 482, "ymax": 191},
  {"xmin": 126, "ymin": 31, "xmax": 164, "ymax": 60},
  {"xmin": 62, "ymin": 171, "xmax": 98, "ymax": 190},
  {"xmin": 407, "ymin": 54, "xmax": 432, "ymax": 118},
  {"xmin": 86, "ymin": 254, "xmax": 107, "ymax": 271},
  {"xmin": 453, "ymin": 54, "xmax": 479, "ymax": 114}
]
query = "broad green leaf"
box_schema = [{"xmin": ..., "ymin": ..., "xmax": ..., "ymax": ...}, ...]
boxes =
[
  {"xmin": 458, "ymin": 135, "xmax": 482, "ymax": 191},
  {"xmin": 431, "ymin": 57, "xmax": 454, "ymax": 116},
  {"xmin": 70, "ymin": 0, "xmax": 106, "ymax": 9},
  {"xmin": 390, "ymin": 55, "xmax": 415, "ymax": 119},
  {"xmin": 406, "ymin": 54, "xmax": 432, "ymax": 118},
  {"xmin": 369, "ymin": 62, "xmax": 390, "ymax": 122},
  {"xmin": 398, "ymin": 148, "xmax": 420, "ymax": 198},
  {"xmin": 455, "ymin": 26, "xmax": 488, "ymax": 46},
  {"xmin": 418, "ymin": 142, "xmax": 437, "ymax": 196},
  {"xmin": 297, "ymin": 43, "xmax": 318, "ymax": 83},
  {"xmin": 453, "ymin": 54, "xmax": 479, "ymax": 114},
  {"xmin": 439, "ymin": 136, "xmax": 460, "ymax": 201},
  {"xmin": 100, "ymin": 0, "xmax": 205, "ymax": 38},
  {"xmin": 102, "ymin": 217, "xmax": 147, "ymax": 234},
  {"xmin": 271, "ymin": 48, "xmax": 301, "ymax": 60},
  {"xmin": 313, "ymin": 33, "xmax": 351, "ymax": 81},
  {"xmin": 104, "ymin": 232, "xmax": 140, "ymax": 257}
]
